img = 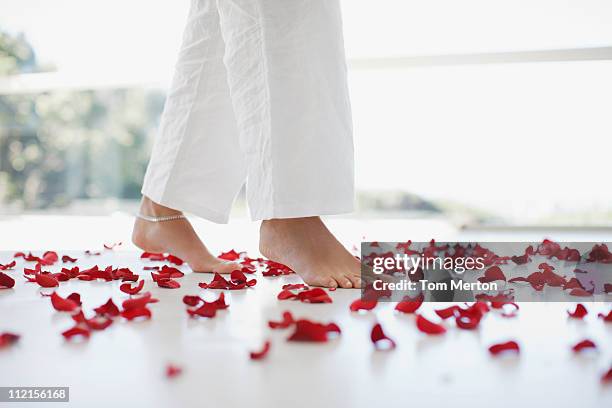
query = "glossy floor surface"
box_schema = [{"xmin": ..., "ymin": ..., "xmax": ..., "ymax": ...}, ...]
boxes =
[{"xmin": 0, "ymin": 215, "xmax": 610, "ymax": 408}]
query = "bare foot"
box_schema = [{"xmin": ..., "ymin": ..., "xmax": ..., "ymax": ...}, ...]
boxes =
[
  {"xmin": 132, "ymin": 196, "xmax": 239, "ymax": 273},
  {"xmin": 259, "ymin": 217, "xmax": 361, "ymax": 288}
]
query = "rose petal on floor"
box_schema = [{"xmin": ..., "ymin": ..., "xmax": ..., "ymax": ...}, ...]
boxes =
[
  {"xmin": 416, "ymin": 314, "xmax": 446, "ymax": 335},
  {"xmin": 371, "ymin": 323, "xmax": 396, "ymax": 350},
  {"xmin": 572, "ymin": 339, "xmax": 597, "ymax": 353},
  {"xmin": 250, "ymin": 340, "xmax": 271, "ymax": 360},
  {"xmin": 50, "ymin": 292, "xmax": 79, "ymax": 312},
  {"xmin": 488, "ymin": 340, "xmax": 520, "ymax": 355},
  {"xmin": 395, "ymin": 293, "xmax": 423, "ymax": 314},
  {"xmin": 350, "ymin": 299, "xmax": 378, "ymax": 312},
  {"xmin": 120, "ymin": 280, "xmax": 145, "ymax": 295},
  {"xmin": 567, "ymin": 304, "xmax": 588, "ymax": 319}
]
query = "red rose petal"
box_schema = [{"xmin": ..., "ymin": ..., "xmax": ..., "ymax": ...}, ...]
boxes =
[
  {"xmin": 120, "ymin": 280, "xmax": 145, "ymax": 295},
  {"xmin": 478, "ymin": 266, "xmax": 506, "ymax": 283},
  {"xmin": 572, "ymin": 339, "xmax": 596, "ymax": 353},
  {"xmin": 50, "ymin": 292, "xmax": 79, "ymax": 312},
  {"xmin": 434, "ymin": 306, "xmax": 460, "ymax": 319},
  {"xmin": 268, "ymin": 311, "xmax": 295, "ymax": 329},
  {"xmin": 488, "ymin": 340, "xmax": 520, "ymax": 355},
  {"xmin": 67, "ymin": 292, "xmax": 82, "ymax": 306},
  {"xmin": 371, "ymin": 323, "xmax": 396, "ymax": 350},
  {"xmin": 598, "ymin": 310, "xmax": 612, "ymax": 322},
  {"xmin": 287, "ymin": 319, "xmax": 341, "ymax": 342},
  {"xmin": 602, "ymin": 366, "xmax": 612, "ymax": 383},
  {"xmin": 156, "ymin": 277, "xmax": 181, "ymax": 289},
  {"xmin": 0, "ymin": 272, "xmax": 15, "ymax": 289},
  {"xmin": 0, "ymin": 260, "xmax": 16, "ymax": 270},
  {"xmin": 277, "ymin": 289, "xmax": 297, "ymax": 300},
  {"xmin": 62, "ymin": 325, "xmax": 90, "ymax": 341},
  {"xmin": 35, "ymin": 273, "xmax": 59, "ymax": 288},
  {"xmin": 219, "ymin": 250, "xmax": 242, "ymax": 261},
  {"xmin": 250, "ymin": 340, "xmax": 271, "ymax": 360},
  {"xmin": 61, "ymin": 255, "xmax": 77, "ymax": 263},
  {"xmin": 141, "ymin": 252, "xmax": 165, "ymax": 261},
  {"xmin": 199, "ymin": 272, "xmax": 251, "ymax": 290},
  {"xmin": 166, "ymin": 364, "xmax": 183, "ymax": 378},
  {"xmin": 455, "ymin": 314, "xmax": 481, "ymax": 330},
  {"xmin": 0, "ymin": 332, "xmax": 20, "ymax": 348},
  {"xmin": 165, "ymin": 254, "xmax": 183, "ymax": 265},
  {"xmin": 230, "ymin": 270, "xmax": 257, "ymax": 288},
  {"xmin": 182, "ymin": 295, "xmax": 203, "ymax": 307},
  {"xmin": 350, "ymin": 299, "xmax": 378, "ymax": 312},
  {"xmin": 122, "ymin": 292, "xmax": 157, "ymax": 311},
  {"xmin": 94, "ymin": 298, "xmax": 120, "ymax": 317},
  {"xmin": 121, "ymin": 307, "xmax": 152, "ymax": 321},
  {"xmin": 85, "ymin": 316, "xmax": 114, "ymax": 331},
  {"xmin": 104, "ymin": 242, "xmax": 122, "ymax": 250},
  {"xmin": 569, "ymin": 288, "xmax": 593, "ymax": 297},
  {"xmin": 295, "ymin": 288, "xmax": 332, "ymax": 304},
  {"xmin": 416, "ymin": 314, "xmax": 446, "ymax": 335},
  {"xmin": 395, "ymin": 293, "xmax": 424, "ymax": 314},
  {"xmin": 186, "ymin": 292, "xmax": 228, "ymax": 318},
  {"xmin": 41, "ymin": 251, "xmax": 59, "ymax": 265},
  {"xmin": 567, "ymin": 303, "xmax": 588, "ymax": 319},
  {"xmin": 187, "ymin": 302, "xmax": 219, "ymax": 318}
]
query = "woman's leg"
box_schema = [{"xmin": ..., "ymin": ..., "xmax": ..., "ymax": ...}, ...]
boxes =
[
  {"xmin": 133, "ymin": 0, "xmax": 244, "ymax": 272},
  {"xmin": 216, "ymin": 0, "xmax": 360, "ymax": 287}
]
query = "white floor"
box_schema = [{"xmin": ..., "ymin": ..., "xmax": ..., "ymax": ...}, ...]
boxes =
[{"xmin": 0, "ymin": 215, "xmax": 610, "ymax": 408}]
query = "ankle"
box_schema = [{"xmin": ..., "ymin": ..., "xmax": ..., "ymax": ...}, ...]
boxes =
[
  {"xmin": 140, "ymin": 196, "xmax": 182, "ymax": 217},
  {"xmin": 262, "ymin": 216, "xmax": 320, "ymax": 229}
]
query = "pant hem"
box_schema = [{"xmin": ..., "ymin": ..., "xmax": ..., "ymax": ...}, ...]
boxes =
[
  {"xmin": 142, "ymin": 188, "xmax": 230, "ymax": 224},
  {"xmin": 252, "ymin": 201, "xmax": 354, "ymax": 221}
]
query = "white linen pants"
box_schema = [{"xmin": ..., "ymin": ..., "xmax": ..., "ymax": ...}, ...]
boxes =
[{"xmin": 142, "ymin": 0, "xmax": 354, "ymax": 223}]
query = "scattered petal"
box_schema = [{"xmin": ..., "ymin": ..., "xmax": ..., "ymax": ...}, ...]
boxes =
[
  {"xmin": 0, "ymin": 272, "xmax": 15, "ymax": 289},
  {"xmin": 370, "ymin": 323, "xmax": 396, "ymax": 350},
  {"xmin": 250, "ymin": 340, "xmax": 271, "ymax": 360},
  {"xmin": 156, "ymin": 277, "xmax": 181, "ymax": 289},
  {"xmin": 488, "ymin": 340, "xmax": 520, "ymax": 355},
  {"xmin": 598, "ymin": 310, "xmax": 612, "ymax": 322},
  {"xmin": 0, "ymin": 332, "xmax": 20, "ymax": 348},
  {"xmin": 478, "ymin": 266, "xmax": 506, "ymax": 283},
  {"xmin": 50, "ymin": 292, "xmax": 79, "ymax": 312},
  {"xmin": 268, "ymin": 311, "xmax": 295, "ymax": 329},
  {"xmin": 416, "ymin": 315, "xmax": 446, "ymax": 335},
  {"xmin": 34, "ymin": 273, "xmax": 59, "ymax": 288},
  {"xmin": 567, "ymin": 304, "xmax": 588, "ymax": 319},
  {"xmin": 602, "ymin": 366, "xmax": 612, "ymax": 383},
  {"xmin": 94, "ymin": 298, "xmax": 120, "ymax": 317},
  {"xmin": 572, "ymin": 339, "xmax": 597, "ymax": 353},
  {"xmin": 569, "ymin": 288, "xmax": 593, "ymax": 297},
  {"xmin": 434, "ymin": 306, "xmax": 460, "ymax": 320},
  {"xmin": 62, "ymin": 325, "xmax": 90, "ymax": 341},
  {"xmin": 350, "ymin": 299, "xmax": 378, "ymax": 312},
  {"xmin": 219, "ymin": 250, "xmax": 242, "ymax": 261},
  {"xmin": 120, "ymin": 280, "xmax": 145, "ymax": 295},
  {"xmin": 166, "ymin": 364, "xmax": 183, "ymax": 378},
  {"xmin": 395, "ymin": 293, "xmax": 424, "ymax": 314},
  {"xmin": 0, "ymin": 261, "xmax": 16, "ymax": 270},
  {"xmin": 182, "ymin": 295, "xmax": 203, "ymax": 307},
  {"xmin": 121, "ymin": 307, "xmax": 152, "ymax": 321},
  {"xmin": 287, "ymin": 319, "xmax": 341, "ymax": 342}
]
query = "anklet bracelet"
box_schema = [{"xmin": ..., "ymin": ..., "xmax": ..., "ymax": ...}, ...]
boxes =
[{"xmin": 136, "ymin": 213, "xmax": 186, "ymax": 222}]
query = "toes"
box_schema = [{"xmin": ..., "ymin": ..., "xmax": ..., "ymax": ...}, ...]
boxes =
[
  {"xmin": 348, "ymin": 274, "xmax": 362, "ymax": 289},
  {"xmin": 305, "ymin": 275, "xmax": 338, "ymax": 288},
  {"xmin": 336, "ymin": 275, "xmax": 353, "ymax": 289}
]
